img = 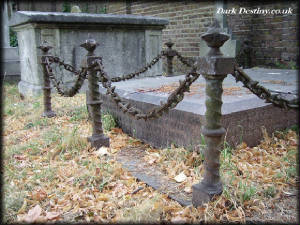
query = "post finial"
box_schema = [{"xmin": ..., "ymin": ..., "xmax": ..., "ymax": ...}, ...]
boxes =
[
  {"xmin": 80, "ymin": 36, "xmax": 99, "ymax": 56},
  {"xmin": 38, "ymin": 40, "xmax": 53, "ymax": 53},
  {"xmin": 165, "ymin": 39, "xmax": 174, "ymax": 49},
  {"xmin": 201, "ymin": 19, "xmax": 229, "ymax": 56}
]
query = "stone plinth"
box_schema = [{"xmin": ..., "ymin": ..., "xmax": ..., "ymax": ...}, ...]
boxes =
[
  {"xmin": 10, "ymin": 11, "xmax": 168, "ymax": 96},
  {"xmin": 98, "ymin": 68, "xmax": 298, "ymax": 149}
]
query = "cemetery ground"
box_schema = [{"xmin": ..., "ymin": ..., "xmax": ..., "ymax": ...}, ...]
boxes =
[{"xmin": 2, "ymin": 81, "xmax": 299, "ymax": 223}]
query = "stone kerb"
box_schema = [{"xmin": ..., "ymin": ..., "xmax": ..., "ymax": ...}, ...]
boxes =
[{"xmin": 10, "ymin": 11, "xmax": 169, "ymax": 96}]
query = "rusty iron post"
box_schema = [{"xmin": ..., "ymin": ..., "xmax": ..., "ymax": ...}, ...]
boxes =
[
  {"xmin": 80, "ymin": 38, "xmax": 110, "ymax": 148},
  {"xmin": 164, "ymin": 40, "xmax": 176, "ymax": 76},
  {"xmin": 192, "ymin": 20, "xmax": 235, "ymax": 207},
  {"xmin": 38, "ymin": 41, "xmax": 56, "ymax": 118}
]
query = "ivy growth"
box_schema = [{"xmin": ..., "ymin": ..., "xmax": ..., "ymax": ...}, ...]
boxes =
[{"xmin": 9, "ymin": 28, "xmax": 18, "ymax": 47}]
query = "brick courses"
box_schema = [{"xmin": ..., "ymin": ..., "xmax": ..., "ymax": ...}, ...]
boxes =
[
  {"xmin": 226, "ymin": 1, "xmax": 298, "ymax": 67},
  {"xmin": 15, "ymin": 0, "xmax": 298, "ymax": 69}
]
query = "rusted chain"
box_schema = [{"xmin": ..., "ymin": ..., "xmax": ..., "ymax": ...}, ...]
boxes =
[
  {"xmin": 110, "ymin": 51, "xmax": 165, "ymax": 82},
  {"xmin": 46, "ymin": 56, "xmax": 80, "ymax": 75},
  {"xmin": 175, "ymin": 51, "xmax": 194, "ymax": 67},
  {"xmin": 43, "ymin": 56, "xmax": 88, "ymax": 97},
  {"xmin": 232, "ymin": 64, "xmax": 299, "ymax": 109},
  {"xmin": 95, "ymin": 58, "xmax": 201, "ymax": 120}
]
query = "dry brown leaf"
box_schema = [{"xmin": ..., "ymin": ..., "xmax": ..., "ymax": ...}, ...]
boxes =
[
  {"xmin": 97, "ymin": 193, "xmax": 109, "ymax": 202},
  {"xmin": 95, "ymin": 147, "xmax": 110, "ymax": 156},
  {"xmin": 14, "ymin": 154, "xmax": 26, "ymax": 160},
  {"xmin": 184, "ymin": 186, "xmax": 192, "ymax": 193},
  {"xmin": 174, "ymin": 172, "xmax": 187, "ymax": 183},
  {"xmin": 23, "ymin": 205, "xmax": 42, "ymax": 223},
  {"xmin": 171, "ymin": 215, "xmax": 187, "ymax": 223},
  {"xmin": 46, "ymin": 211, "xmax": 60, "ymax": 220},
  {"xmin": 31, "ymin": 189, "xmax": 47, "ymax": 201}
]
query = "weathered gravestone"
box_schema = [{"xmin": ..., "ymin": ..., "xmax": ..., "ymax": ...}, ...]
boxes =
[{"xmin": 10, "ymin": 11, "xmax": 168, "ymax": 96}]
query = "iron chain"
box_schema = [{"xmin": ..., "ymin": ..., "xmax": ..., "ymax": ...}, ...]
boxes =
[
  {"xmin": 232, "ymin": 65, "xmax": 299, "ymax": 109},
  {"xmin": 43, "ymin": 56, "xmax": 88, "ymax": 97},
  {"xmin": 110, "ymin": 51, "xmax": 165, "ymax": 82},
  {"xmin": 95, "ymin": 58, "xmax": 201, "ymax": 120},
  {"xmin": 175, "ymin": 51, "xmax": 194, "ymax": 67}
]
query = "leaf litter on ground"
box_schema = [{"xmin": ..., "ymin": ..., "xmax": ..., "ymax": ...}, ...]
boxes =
[{"xmin": 2, "ymin": 82, "xmax": 298, "ymax": 223}]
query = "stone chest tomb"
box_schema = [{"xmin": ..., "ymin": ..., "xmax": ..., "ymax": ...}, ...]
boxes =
[{"xmin": 10, "ymin": 11, "xmax": 168, "ymax": 96}]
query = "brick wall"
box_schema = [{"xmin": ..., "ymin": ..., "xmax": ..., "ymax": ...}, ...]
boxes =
[
  {"xmin": 107, "ymin": 0, "xmax": 215, "ymax": 73},
  {"xmin": 14, "ymin": 0, "xmax": 299, "ymax": 69},
  {"xmin": 226, "ymin": 1, "xmax": 299, "ymax": 67}
]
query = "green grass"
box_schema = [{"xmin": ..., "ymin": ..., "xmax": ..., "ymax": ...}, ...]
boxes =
[
  {"xmin": 238, "ymin": 181, "xmax": 257, "ymax": 203},
  {"xmin": 69, "ymin": 106, "xmax": 88, "ymax": 122},
  {"xmin": 264, "ymin": 186, "xmax": 276, "ymax": 198},
  {"xmin": 101, "ymin": 112, "xmax": 117, "ymax": 131},
  {"xmin": 3, "ymin": 186, "xmax": 25, "ymax": 223}
]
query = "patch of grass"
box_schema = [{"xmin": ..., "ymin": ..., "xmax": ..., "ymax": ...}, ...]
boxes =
[
  {"xmin": 32, "ymin": 166, "xmax": 56, "ymax": 183},
  {"xmin": 3, "ymin": 185, "xmax": 25, "ymax": 223},
  {"xmin": 99, "ymin": 179, "xmax": 109, "ymax": 192},
  {"xmin": 285, "ymin": 166, "xmax": 297, "ymax": 182},
  {"xmin": 42, "ymin": 127, "xmax": 62, "ymax": 146},
  {"xmin": 238, "ymin": 181, "xmax": 257, "ymax": 203},
  {"xmin": 57, "ymin": 127, "xmax": 88, "ymax": 160},
  {"xmin": 120, "ymin": 194, "xmax": 163, "ymax": 223},
  {"xmin": 264, "ymin": 186, "xmax": 276, "ymax": 198},
  {"xmin": 26, "ymin": 142, "xmax": 42, "ymax": 156},
  {"xmin": 4, "ymin": 145, "xmax": 24, "ymax": 159},
  {"xmin": 73, "ymin": 174, "xmax": 101, "ymax": 189},
  {"xmin": 69, "ymin": 106, "xmax": 88, "ymax": 122},
  {"xmin": 101, "ymin": 112, "xmax": 117, "ymax": 131}
]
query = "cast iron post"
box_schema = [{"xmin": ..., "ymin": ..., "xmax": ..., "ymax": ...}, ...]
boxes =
[
  {"xmin": 80, "ymin": 38, "xmax": 110, "ymax": 148},
  {"xmin": 38, "ymin": 41, "xmax": 56, "ymax": 118},
  {"xmin": 164, "ymin": 40, "xmax": 176, "ymax": 76},
  {"xmin": 192, "ymin": 20, "xmax": 234, "ymax": 206}
]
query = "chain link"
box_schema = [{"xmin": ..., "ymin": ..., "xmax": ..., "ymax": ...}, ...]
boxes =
[
  {"xmin": 175, "ymin": 51, "xmax": 195, "ymax": 67},
  {"xmin": 110, "ymin": 51, "xmax": 165, "ymax": 82},
  {"xmin": 108, "ymin": 50, "xmax": 194, "ymax": 83},
  {"xmin": 46, "ymin": 56, "xmax": 80, "ymax": 75},
  {"xmin": 95, "ymin": 58, "xmax": 201, "ymax": 120},
  {"xmin": 43, "ymin": 56, "xmax": 88, "ymax": 97},
  {"xmin": 232, "ymin": 64, "xmax": 299, "ymax": 109}
]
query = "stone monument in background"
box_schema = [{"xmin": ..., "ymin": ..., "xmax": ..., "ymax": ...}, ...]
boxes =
[
  {"xmin": 10, "ymin": 11, "xmax": 168, "ymax": 96},
  {"xmin": 1, "ymin": 0, "xmax": 21, "ymax": 81}
]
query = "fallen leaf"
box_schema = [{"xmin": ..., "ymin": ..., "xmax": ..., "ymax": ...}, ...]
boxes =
[
  {"xmin": 23, "ymin": 205, "xmax": 42, "ymax": 223},
  {"xmin": 14, "ymin": 154, "xmax": 26, "ymax": 160},
  {"xmin": 46, "ymin": 211, "xmax": 60, "ymax": 220},
  {"xmin": 97, "ymin": 193, "xmax": 109, "ymax": 202},
  {"xmin": 184, "ymin": 186, "xmax": 192, "ymax": 193},
  {"xmin": 174, "ymin": 172, "xmax": 187, "ymax": 183},
  {"xmin": 171, "ymin": 215, "xmax": 187, "ymax": 223},
  {"xmin": 95, "ymin": 147, "xmax": 110, "ymax": 156},
  {"xmin": 31, "ymin": 189, "xmax": 47, "ymax": 201}
]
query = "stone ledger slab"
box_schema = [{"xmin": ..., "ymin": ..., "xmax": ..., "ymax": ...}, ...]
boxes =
[
  {"xmin": 99, "ymin": 68, "xmax": 298, "ymax": 148},
  {"xmin": 10, "ymin": 11, "xmax": 168, "ymax": 96}
]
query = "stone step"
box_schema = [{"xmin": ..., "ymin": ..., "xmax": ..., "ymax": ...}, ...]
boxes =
[{"xmin": 116, "ymin": 146, "xmax": 192, "ymax": 206}]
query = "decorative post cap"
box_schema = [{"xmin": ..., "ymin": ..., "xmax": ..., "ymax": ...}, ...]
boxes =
[
  {"xmin": 38, "ymin": 40, "xmax": 53, "ymax": 53},
  {"xmin": 165, "ymin": 39, "xmax": 174, "ymax": 49},
  {"xmin": 71, "ymin": 5, "xmax": 82, "ymax": 13},
  {"xmin": 201, "ymin": 19, "xmax": 229, "ymax": 56},
  {"xmin": 80, "ymin": 36, "xmax": 99, "ymax": 56}
]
